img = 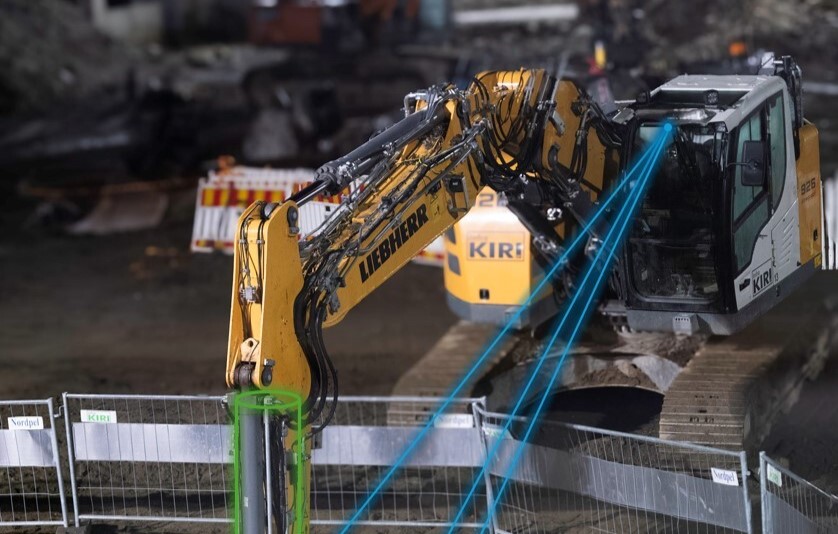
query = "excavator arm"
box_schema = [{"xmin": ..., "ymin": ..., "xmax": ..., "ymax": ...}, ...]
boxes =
[
  {"xmin": 225, "ymin": 69, "xmax": 621, "ymax": 429},
  {"xmin": 225, "ymin": 68, "xmax": 622, "ymax": 534}
]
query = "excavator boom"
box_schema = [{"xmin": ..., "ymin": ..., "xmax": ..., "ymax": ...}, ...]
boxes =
[{"xmin": 225, "ymin": 70, "xmax": 619, "ymax": 411}]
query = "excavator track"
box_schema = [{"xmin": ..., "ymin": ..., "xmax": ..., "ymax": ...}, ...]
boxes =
[
  {"xmin": 387, "ymin": 320, "xmax": 522, "ymax": 424},
  {"xmin": 391, "ymin": 278, "xmax": 838, "ymax": 453},
  {"xmin": 660, "ymin": 297, "xmax": 838, "ymax": 453}
]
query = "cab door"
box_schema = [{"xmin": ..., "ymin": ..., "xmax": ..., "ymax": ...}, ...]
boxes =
[
  {"xmin": 731, "ymin": 91, "xmax": 795, "ymax": 310},
  {"xmin": 766, "ymin": 92, "xmax": 799, "ymax": 285}
]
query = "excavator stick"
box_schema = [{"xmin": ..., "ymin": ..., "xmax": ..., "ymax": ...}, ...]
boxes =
[{"xmin": 223, "ymin": 69, "xmax": 623, "ymax": 533}]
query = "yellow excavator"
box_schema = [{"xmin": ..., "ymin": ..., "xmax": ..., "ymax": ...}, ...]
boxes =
[
  {"xmin": 225, "ymin": 56, "xmax": 825, "ymax": 532},
  {"xmin": 444, "ymin": 62, "xmax": 823, "ymax": 336}
]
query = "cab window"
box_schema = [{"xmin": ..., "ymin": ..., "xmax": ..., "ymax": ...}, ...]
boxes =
[
  {"xmin": 733, "ymin": 113, "xmax": 765, "ymax": 219},
  {"xmin": 732, "ymin": 109, "xmax": 769, "ymax": 274},
  {"xmin": 731, "ymin": 92, "xmax": 787, "ymax": 275},
  {"xmin": 767, "ymin": 93, "xmax": 786, "ymax": 210}
]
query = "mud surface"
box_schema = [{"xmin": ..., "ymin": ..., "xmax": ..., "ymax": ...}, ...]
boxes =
[
  {"xmin": 0, "ymin": 201, "xmax": 457, "ymax": 400},
  {"xmin": 761, "ymin": 337, "xmax": 838, "ymax": 494}
]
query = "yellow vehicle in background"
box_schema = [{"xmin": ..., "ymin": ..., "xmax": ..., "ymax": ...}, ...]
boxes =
[{"xmin": 442, "ymin": 187, "xmax": 559, "ymax": 329}]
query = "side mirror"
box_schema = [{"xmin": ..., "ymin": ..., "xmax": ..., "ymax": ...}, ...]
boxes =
[{"xmin": 740, "ymin": 140, "xmax": 766, "ymax": 187}]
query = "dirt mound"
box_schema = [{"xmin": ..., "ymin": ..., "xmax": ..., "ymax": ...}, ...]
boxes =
[{"xmin": 0, "ymin": 0, "xmax": 137, "ymax": 114}]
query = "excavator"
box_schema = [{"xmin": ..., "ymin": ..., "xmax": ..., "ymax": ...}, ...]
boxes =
[{"xmin": 224, "ymin": 56, "xmax": 831, "ymax": 532}]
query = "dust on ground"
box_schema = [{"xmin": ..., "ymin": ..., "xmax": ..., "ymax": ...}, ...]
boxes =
[
  {"xmin": 0, "ymin": 0, "xmax": 138, "ymax": 115},
  {"xmin": 0, "ymin": 199, "xmax": 457, "ymax": 400}
]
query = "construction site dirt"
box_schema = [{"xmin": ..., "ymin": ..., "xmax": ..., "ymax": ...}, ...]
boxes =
[
  {"xmin": 5, "ymin": 2, "xmax": 838, "ymax": 532},
  {"xmin": 3, "ymin": 197, "xmax": 838, "ymax": 487},
  {"xmin": 3, "ymin": 81, "xmax": 838, "ymax": 534}
]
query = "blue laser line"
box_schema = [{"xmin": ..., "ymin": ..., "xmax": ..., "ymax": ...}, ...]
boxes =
[
  {"xmin": 448, "ymin": 132, "xmax": 667, "ymax": 530},
  {"xmin": 339, "ymin": 128, "xmax": 666, "ymax": 534},
  {"xmin": 477, "ymin": 123, "xmax": 673, "ymax": 533},
  {"xmin": 446, "ymin": 129, "xmax": 670, "ymax": 531}
]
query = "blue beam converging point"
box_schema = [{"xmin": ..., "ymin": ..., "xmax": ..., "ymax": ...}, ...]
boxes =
[
  {"xmin": 446, "ymin": 125, "xmax": 672, "ymax": 531},
  {"xmin": 338, "ymin": 123, "xmax": 670, "ymax": 534},
  {"xmin": 475, "ymin": 122, "xmax": 674, "ymax": 533}
]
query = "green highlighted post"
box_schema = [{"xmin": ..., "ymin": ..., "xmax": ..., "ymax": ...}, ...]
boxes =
[{"xmin": 232, "ymin": 389, "xmax": 307, "ymax": 534}]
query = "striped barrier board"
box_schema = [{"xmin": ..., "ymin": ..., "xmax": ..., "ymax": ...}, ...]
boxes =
[
  {"xmin": 414, "ymin": 236, "xmax": 445, "ymax": 266},
  {"xmin": 191, "ymin": 164, "xmax": 445, "ymax": 267},
  {"xmin": 191, "ymin": 166, "xmax": 319, "ymax": 253}
]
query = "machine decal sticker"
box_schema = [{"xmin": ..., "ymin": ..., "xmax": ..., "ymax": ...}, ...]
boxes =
[
  {"xmin": 359, "ymin": 203, "xmax": 429, "ymax": 282},
  {"xmin": 800, "ymin": 176, "xmax": 818, "ymax": 199},
  {"xmin": 752, "ymin": 262, "xmax": 774, "ymax": 297},
  {"xmin": 467, "ymin": 232, "xmax": 526, "ymax": 261}
]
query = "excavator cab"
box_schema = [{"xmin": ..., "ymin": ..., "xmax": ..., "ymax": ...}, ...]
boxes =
[{"xmin": 618, "ymin": 61, "xmax": 822, "ymax": 334}]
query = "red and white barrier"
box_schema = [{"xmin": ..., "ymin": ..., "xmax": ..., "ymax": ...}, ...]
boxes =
[{"xmin": 191, "ymin": 164, "xmax": 445, "ymax": 267}]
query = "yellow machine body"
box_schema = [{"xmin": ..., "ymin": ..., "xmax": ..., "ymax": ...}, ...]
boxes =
[
  {"xmin": 443, "ymin": 187, "xmax": 555, "ymax": 329},
  {"xmin": 797, "ymin": 122, "xmax": 823, "ymax": 266},
  {"xmin": 224, "ymin": 71, "xmax": 618, "ymax": 533},
  {"xmin": 223, "ymin": 62, "xmax": 824, "ymax": 534},
  {"xmin": 441, "ymin": 79, "xmax": 619, "ymax": 330},
  {"xmin": 226, "ymin": 72, "xmax": 614, "ymax": 383}
]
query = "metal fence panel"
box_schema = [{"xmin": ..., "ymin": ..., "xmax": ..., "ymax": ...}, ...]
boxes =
[
  {"xmin": 315, "ymin": 426, "xmax": 483, "ymax": 467},
  {"xmin": 0, "ymin": 398, "xmax": 68, "ymax": 527},
  {"xmin": 309, "ymin": 396, "xmax": 489, "ymax": 528},
  {"xmin": 62, "ymin": 393, "xmax": 233, "ymax": 525},
  {"xmin": 71, "ymin": 422, "xmax": 231, "ymax": 463},
  {"xmin": 478, "ymin": 407, "xmax": 752, "ymax": 533},
  {"xmin": 57, "ymin": 392, "xmax": 757, "ymax": 532},
  {"xmin": 761, "ymin": 452, "xmax": 838, "ymax": 533}
]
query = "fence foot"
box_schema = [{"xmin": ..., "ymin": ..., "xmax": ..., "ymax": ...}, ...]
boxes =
[{"xmin": 55, "ymin": 524, "xmax": 91, "ymax": 534}]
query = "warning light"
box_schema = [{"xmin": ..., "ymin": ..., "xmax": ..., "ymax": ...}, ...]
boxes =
[{"xmin": 729, "ymin": 41, "xmax": 747, "ymax": 57}]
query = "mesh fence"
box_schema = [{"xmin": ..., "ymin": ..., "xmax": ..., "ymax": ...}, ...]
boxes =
[
  {"xmin": 0, "ymin": 398, "xmax": 67, "ymax": 527},
  {"xmin": 62, "ymin": 393, "xmax": 233, "ymax": 525},
  {"xmin": 55, "ymin": 392, "xmax": 761, "ymax": 532},
  {"xmin": 478, "ymin": 407, "xmax": 753, "ymax": 533},
  {"xmin": 61, "ymin": 394, "xmax": 488, "ymax": 529},
  {"xmin": 310, "ymin": 396, "xmax": 488, "ymax": 528},
  {"xmin": 761, "ymin": 452, "xmax": 838, "ymax": 533}
]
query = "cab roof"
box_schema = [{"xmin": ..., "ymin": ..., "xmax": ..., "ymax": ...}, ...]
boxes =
[
  {"xmin": 646, "ymin": 74, "xmax": 787, "ymax": 128},
  {"xmin": 659, "ymin": 74, "xmax": 772, "ymax": 94}
]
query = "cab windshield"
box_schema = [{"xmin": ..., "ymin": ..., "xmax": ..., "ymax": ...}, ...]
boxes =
[{"xmin": 627, "ymin": 123, "xmax": 721, "ymax": 302}]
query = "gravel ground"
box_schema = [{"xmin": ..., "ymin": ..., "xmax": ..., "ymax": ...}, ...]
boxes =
[
  {"xmin": 0, "ymin": 200, "xmax": 457, "ymax": 533},
  {"xmin": 0, "ymin": 196, "xmax": 457, "ymax": 400}
]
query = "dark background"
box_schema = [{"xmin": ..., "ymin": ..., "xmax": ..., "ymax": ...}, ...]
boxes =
[{"xmin": 1, "ymin": 0, "xmax": 838, "ymax": 491}]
